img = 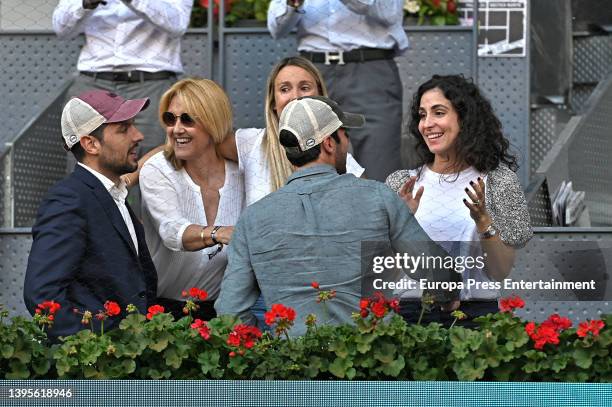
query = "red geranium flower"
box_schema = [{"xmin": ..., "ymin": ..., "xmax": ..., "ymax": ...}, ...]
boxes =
[
  {"xmin": 146, "ymin": 304, "xmax": 165, "ymax": 320},
  {"xmin": 524, "ymin": 313, "xmax": 572, "ymax": 350},
  {"xmin": 544, "ymin": 314, "xmax": 572, "ymax": 331},
  {"xmin": 104, "ymin": 301, "xmax": 121, "ymax": 317},
  {"xmin": 499, "ymin": 295, "xmax": 525, "ymax": 313},
  {"xmin": 34, "ymin": 300, "xmax": 61, "ymax": 329},
  {"xmin": 371, "ymin": 301, "xmax": 387, "ymax": 318},
  {"xmin": 577, "ymin": 319, "xmax": 605, "ymax": 338},
  {"xmin": 311, "ymin": 281, "xmax": 320, "ymax": 290},
  {"xmin": 226, "ymin": 323, "xmax": 262, "ymax": 355},
  {"xmin": 191, "ymin": 319, "xmax": 211, "ymax": 340},
  {"xmin": 358, "ymin": 294, "xmax": 400, "ymax": 321},
  {"xmin": 36, "ymin": 300, "xmax": 61, "ymax": 315},
  {"xmin": 447, "ymin": 0, "xmax": 457, "ymax": 14},
  {"xmin": 184, "ymin": 287, "xmax": 208, "ymax": 301},
  {"xmin": 264, "ymin": 303, "xmax": 297, "ymax": 337},
  {"xmin": 432, "ymin": 0, "xmax": 441, "ymax": 8}
]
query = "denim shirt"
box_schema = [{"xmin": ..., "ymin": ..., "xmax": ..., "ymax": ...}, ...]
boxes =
[{"xmin": 215, "ymin": 164, "xmax": 456, "ymax": 336}]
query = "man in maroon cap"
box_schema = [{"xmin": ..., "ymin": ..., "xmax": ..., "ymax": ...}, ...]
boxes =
[{"xmin": 24, "ymin": 90, "xmax": 158, "ymax": 340}]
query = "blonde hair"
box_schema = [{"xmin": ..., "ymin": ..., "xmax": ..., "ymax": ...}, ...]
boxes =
[
  {"xmin": 159, "ymin": 78, "xmax": 233, "ymax": 170},
  {"xmin": 264, "ymin": 57, "xmax": 328, "ymax": 191}
]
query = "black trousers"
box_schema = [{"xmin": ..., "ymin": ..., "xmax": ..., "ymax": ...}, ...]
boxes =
[{"xmin": 399, "ymin": 300, "xmax": 499, "ymax": 329}]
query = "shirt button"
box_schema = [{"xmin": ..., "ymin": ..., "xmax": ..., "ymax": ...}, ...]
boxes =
[{"xmin": 138, "ymin": 292, "xmax": 146, "ymax": 298}]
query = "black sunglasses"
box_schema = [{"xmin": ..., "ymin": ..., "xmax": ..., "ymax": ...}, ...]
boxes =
[{"xmin": 162, "ymin": 112, "xmax": 197, "ymax": 127}]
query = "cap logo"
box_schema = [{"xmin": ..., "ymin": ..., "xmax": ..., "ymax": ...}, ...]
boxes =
[
  {"xmin": 68, "ymin": 134, "xmax": 78, "ymax": 145},
  {"xmin": 306, "ymin": 138, "xmax": 316, "ymax": 147}
]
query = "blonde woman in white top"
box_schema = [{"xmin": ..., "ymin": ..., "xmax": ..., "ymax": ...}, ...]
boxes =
[
  {"xmin": 140, "ymin": 78, "xmax": 244, "ymax": 321},
  {"xmin": 217, "ymin": 56, "xmax": 365, "ymax": 206}
]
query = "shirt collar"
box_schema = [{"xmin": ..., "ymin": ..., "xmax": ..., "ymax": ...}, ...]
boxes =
[
  {"xmin": 286, "ymin": 164, "xmax": 337, "ymax": 184},
  {"xmin": 78, "ymin": 162, "xmax": 128, "ymax": 202}
]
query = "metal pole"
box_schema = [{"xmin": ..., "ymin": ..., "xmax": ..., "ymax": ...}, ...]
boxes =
[
  {"xmin": 472, "ymin": 0, "xmax": 479, "ymax": 84},
  {"xmin": 2, "ymin": 144, "xmax": 14, "ymax": 228},
  {"xmin": 218, "ymin": 0, "xmax": 225, "ymax": 87}
]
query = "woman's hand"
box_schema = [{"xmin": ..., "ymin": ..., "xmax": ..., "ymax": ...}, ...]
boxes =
[
  {"xmin": 214, "ymin": 226, "xmax": 234, "ymax": 245},
  {"xmin": 399, "ymin": 176, "xmax": 424, "ymax": 214},
  {"xmin": 122, "ymin": 145, "xmax": 165, "ymax": 189},
  {"xmin": 463, "ymin": 177, "xmax": 492, "ymax": 232},
  {"xmin": 287, "ymin": 0, "xmax": 305, "ymax": 8}
]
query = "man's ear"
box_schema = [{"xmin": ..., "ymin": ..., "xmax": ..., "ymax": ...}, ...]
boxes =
[
  {"xmin": 320, "ymin": 136, "xmax": 336, "ymax": 155},
  {"xmin": 80, "ymin": 135, "xmax": 101, "ymax": 156}
]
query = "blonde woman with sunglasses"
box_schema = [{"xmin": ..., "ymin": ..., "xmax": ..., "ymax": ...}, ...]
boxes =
[{"xmin": 139, "ymin": 78, "xmax": 244, "ymax": 321}]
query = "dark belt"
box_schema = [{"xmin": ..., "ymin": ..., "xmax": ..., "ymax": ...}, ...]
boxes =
[
  {"xmin": 81, "ymin": 70, "xmax": 176, "ymax": 82},
  {"xmin": 300, "ymin": 48, "xmax": 395, "ymax": 65}
]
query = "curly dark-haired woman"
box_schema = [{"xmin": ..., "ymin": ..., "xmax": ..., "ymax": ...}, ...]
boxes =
[{"xmin": 386, "ymin": 74, "xmax": 533, "ymax": 327}]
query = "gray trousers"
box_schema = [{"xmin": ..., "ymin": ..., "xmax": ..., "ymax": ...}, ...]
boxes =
[
  {"xmin": 64, "ymin": 73, "xmax": 178, "ymax": 216},
  {"xmin": 316, "ymin": 59, "xmax": 403, "ymax": 182}
]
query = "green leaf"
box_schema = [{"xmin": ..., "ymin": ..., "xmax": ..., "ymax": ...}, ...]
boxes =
[
  {"xmin": 381, "ymin": 355, "xmax": 405, "ymax": 377},
  {"xmin": 164, "ymin": 348, "xmax": 183, "ymax": 369},
  {"xmin": 329, "ymin": 357, "xmax": 353, "ymax": 379},
  {"xmin": 32, "ymin": 358, "xmax": 51, "ymax": 376},
  {"xmin": 573, "ymin": 347, "xmax": 593, "ymax": 369},
  {"xmin": 227, "ymin": 355, "xmax": 249, "ymax": 375},
  {"xmin": 453, "ymin": 358, "xmax": 487, "ymax": 381},
  {"xmin": 149, "ymin": 336, "xmax": 170, "ymax": 352},
  {"xmin": 329, "ymin": 340, "xmax": 349, "ymax": 359},
  {"xmin": 197, "ymin": 350, "xmax": 221, "ymax": 375},
  {"xmin": 1, "ymin": 344, "xmax": 14, "ymax": 358},
  {"xmin": 373, "ymin": 342, "xmax": 396, "ymax": 364},
  {"xmin": 11, "ymin": 349, "xmax": 32, "ymax": 364},
  {"xmin": 6, "ymin": 360, "xmax": 30, "ymax": 379},
  {"xmin": 433, "ymin": 15, "xmax": 446, "ymax": 26},
  {"xmin": 83, "ymin": 364, "xmax": 101, "ymax": 379},
  {"xmin": 305, "ymin": 355, "xmax": 323, "ymax": 378}
]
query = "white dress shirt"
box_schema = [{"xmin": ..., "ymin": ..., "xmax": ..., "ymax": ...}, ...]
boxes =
[
  {"xmin": 267, "ymin": 0, "xmax": 408, "ymax": 53},
  {"xmin": 235, "ymin": 128, "xmax": 365, "ymax": 206},
  {"xmin": 139, "ymin": 152, "xmax": 245, "ymax": 300},
  {"xmin": 77, "ymin": 163, "xmax": 139, "ymax": 254},
  {"xmin": 52, "ymin": 0, "xmax": 193, "ymax": 73}
]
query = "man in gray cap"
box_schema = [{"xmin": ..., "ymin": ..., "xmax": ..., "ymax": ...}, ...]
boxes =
[
  {"xmin": 215, "ymin": 96, "xmax": 458, "ymax": 336},
  {"xmin": 24, "ymin": 90, "xmax": 158, "ymax": 340}
]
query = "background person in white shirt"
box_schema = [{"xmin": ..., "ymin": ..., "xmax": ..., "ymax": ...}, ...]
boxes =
[
  {"xmin": 139, "ymin": 78, "xmax": 243, "ymax": 321},
  {"xmin": 267, "ymin": 0, "xmax": 408, "ymax": 182},
  {"xmin": 53, "ymin": 0, "xmax": 193, "ymax": 160}
]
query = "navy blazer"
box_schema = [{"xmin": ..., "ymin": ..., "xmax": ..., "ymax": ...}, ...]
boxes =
[{"xmin": 24, "ymin": 165, "xmax": 158, "ymax": 339}]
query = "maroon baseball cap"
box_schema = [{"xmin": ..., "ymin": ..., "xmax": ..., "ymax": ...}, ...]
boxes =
[{"xmin": 61, "ymin": 90, "xmax": 150, "ymax": 150}]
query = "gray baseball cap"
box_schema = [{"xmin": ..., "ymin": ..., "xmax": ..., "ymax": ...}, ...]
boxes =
[{"xmin": 279, "ymin": 96, "xmax": 365, "ymax": 153}]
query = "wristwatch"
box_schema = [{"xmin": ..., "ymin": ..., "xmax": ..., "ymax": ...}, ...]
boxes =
[
  {"xmin": 479, "ymin": 224, "xmax": 498, "ymax": 240},
  {"xmin": 211, "ymin": 226, "xmax": 222, "ymax": 245}
]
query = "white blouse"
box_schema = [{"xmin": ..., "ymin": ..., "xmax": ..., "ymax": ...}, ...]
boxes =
[
  {"xmin": 140, "ymin": 151, "xmax": 244, "ymax": 300},
  {"xmin": 235, "ymin": 128, "xmax": 366, "ymax": 206},
  {"xmin": 398, "ymin": 166, "xmax": 498, "ymax": 300}
]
